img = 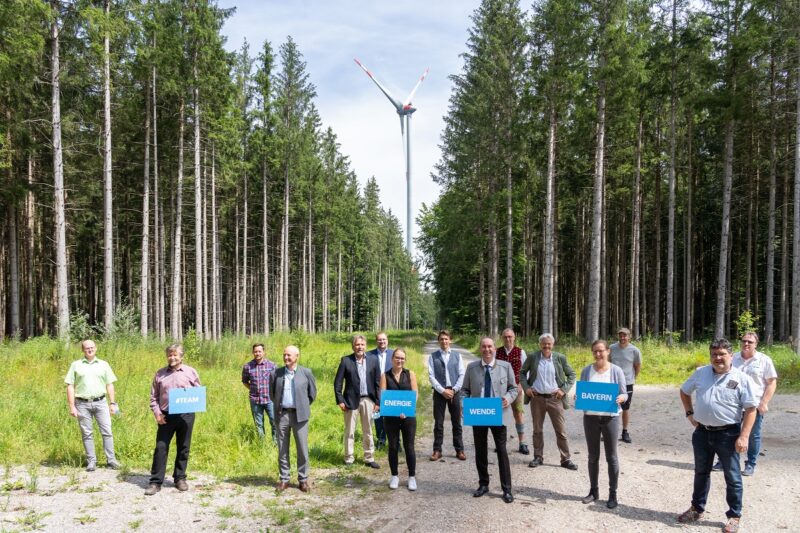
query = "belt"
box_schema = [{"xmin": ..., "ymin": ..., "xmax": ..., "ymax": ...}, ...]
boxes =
[
  {"xmin": 698, "ymin": 423, "xmax": 738, "ymax": 432},
  {"xmin": 282, "ymin": 407, "xmax": 296, "ymax": 412},
  {"xmin": 77, "ymin": 395, "xmax": 105, "ymax": 402},
  {"xmin": 533, "ymin": 392, "xmax": 553, "ymax": 398}
]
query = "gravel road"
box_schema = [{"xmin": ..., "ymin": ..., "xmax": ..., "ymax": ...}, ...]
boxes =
[{"xmin": 2, "ymin": 341, "xmax": 798, "ymax": 532}]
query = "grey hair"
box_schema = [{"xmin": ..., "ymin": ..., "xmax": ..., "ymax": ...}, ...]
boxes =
[
  {"xmin": 538, "ymin": 333, "xmax": 555, "ymax": 344},
  {"xmin": 709, "ymin": 338, "xmax": 732, "ymax": 354},
  {"xmin": 165, "ymin": 344, "xmax": 184, "ymax": 357},
  {"xmin": 352, "ymin": 334, "xmax": 367, "ymax": 345}
]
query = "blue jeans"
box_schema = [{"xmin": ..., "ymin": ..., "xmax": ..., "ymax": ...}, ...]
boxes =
[
  {"xmin": 691, "ymin": 425, "xmax": 743, "ymax": 518},
  {"xmin": 250, "ymin": 400, "xmax": 276, "ymax": 442},
  {"xmin": 745, "ymin": 412, "xmax": 763, "ymax": 467}
]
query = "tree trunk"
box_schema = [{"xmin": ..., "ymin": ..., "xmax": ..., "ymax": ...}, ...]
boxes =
[
  {"xmin": 7, "ymin": 202, "xmax": 20, "ymax": 337},
  {"xmin": 542, "ymin": 104, "xmax": 557, "ymax": 333},
  {"xmin": 715, "ymin": 118, "xmax": 735, "ymax": 338},
  {"xmin": 51, "ymin": 3, "xmax": 69, "ymax": 339},
  {"xmin": 102, "ymin": 0, "xmax": 114, "ymax": 331},
  {"xmin": 140, "ymin": 72, "xmax": 151, "ymax": 336},
  {"xmin": 666, "ymin": 2, "xmax": 677, "ymax": 343},
  {"xmin": 170, "ymin": 99, "xmax": 185, "ymax": 340},
  {"xmin": 211, "ymin": 144, "xmax": 220, "ymax": 339},
  {"xmin": 586, "ymin": 83, "xmax": 605, "ymax": 341},
  {"xmin": 505, "ymin": 164, "xmax": 513, "ymax": 330},
  {"xmin": 792, "ymin": 42, "xmax": 800, "ymax": 353},
  {"xmin": 684, "ymin": 113, "xmax": 694, "ymax": 341},
  {"xmin": 193, "ymin": 60, "xmax": 203, "ymax": 337},
  {"xmin": 262, "ymin": 163, "xmax": 270, "ymax": 334},
  {"xmin": 242, "ymin": 171, "xmax": 248, "ymax": 334},
  {"xmin": 631, "ymin": 116, "xmax": 642, "ymax": 338}
]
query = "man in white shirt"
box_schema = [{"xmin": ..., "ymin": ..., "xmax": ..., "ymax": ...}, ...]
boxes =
[{"xmin": 427, "ymin": 330, "xmax": 466, "ymax": 461}]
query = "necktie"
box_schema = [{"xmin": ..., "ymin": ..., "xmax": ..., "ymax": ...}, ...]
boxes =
[{"xmin": 484, "ymin": 365, "xmax": 492, "ymax": 398}]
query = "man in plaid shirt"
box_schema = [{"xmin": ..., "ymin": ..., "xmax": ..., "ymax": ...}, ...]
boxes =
[{"xmin": 242, "ymin": 343, "xmax": 277, "ymax": 442}]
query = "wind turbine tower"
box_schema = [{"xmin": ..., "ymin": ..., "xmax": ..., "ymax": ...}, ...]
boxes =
[{"xmin": 355, "ymin": 58, "xmax": 428, "ymax": 255}]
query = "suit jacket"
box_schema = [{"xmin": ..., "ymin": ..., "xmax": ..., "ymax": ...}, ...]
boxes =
[
  {"xmin": 334, "ymin": 353, "xmax": 381, "ymax": 410},
  {"xmin": 462, "ymin": 359, "xmax": 518, "ymax": 406},
  {"xmin": 519, "ymin": 350, "xmax": 576, "ymax": 409},
  {"xmin": 366, "ymin": 347, "xmax": 395, "ymax": 373},
  {"xmin": 270, "ymin": 365, "xmax": 317, "ymax": 423}
]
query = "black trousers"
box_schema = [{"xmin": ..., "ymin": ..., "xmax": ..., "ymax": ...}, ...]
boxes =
[
  {"xmin": 149, "ymin": 412, "xmax": 195, "ymax": 484},
  {"xmin": 384, "ymin": 416, "xmax": 417, "ymax": 476},
  {"xmin": 432, "ymin": 391, "xmax": 463, "ymax": 452},
  {"xmin": 473, "ymin": 425, "xmax": 512, "ymax": 492}
]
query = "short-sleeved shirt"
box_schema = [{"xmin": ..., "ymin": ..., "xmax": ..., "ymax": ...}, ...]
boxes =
[
  {"xmin": 680, "ymin": 365, "xmax": 757, "ymax": 426},
  {"xmin": 732, "ymin": 351, "xmax": 778, "ymax": 403},
  {"xmin": 64, "ymin": 358, "xmax": 117, "ymax": 399},
  {"xmin": 242, "ymin": 358, "xmax": 276, "ymax": 404},
  {"xmin": 609, "ymin": 343, "xmax": 641, "ymax": 384}
]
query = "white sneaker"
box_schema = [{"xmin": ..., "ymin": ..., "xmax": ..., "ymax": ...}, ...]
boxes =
[
  {"xmin": 389, "ymin": 476, "xmax": 399, "ymax": 489},
  {"xmin": 408, "ymin": 477, "xmax": 417, "ymax": 491}
]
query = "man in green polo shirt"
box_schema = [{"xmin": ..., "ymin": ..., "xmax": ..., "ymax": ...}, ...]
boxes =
[{"xmin": 65, "ymin": 340, "xmax": 121, "ymax": 471}]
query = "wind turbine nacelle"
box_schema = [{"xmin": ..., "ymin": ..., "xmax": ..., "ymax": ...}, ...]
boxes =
[{"xmin": 400, "ymin": 105, "xmax": 417, "ymax": 115}]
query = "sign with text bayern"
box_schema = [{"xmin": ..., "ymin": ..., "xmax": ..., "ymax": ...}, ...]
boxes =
[
  {"xmin": 168, "ymin": 386, "xmax": 207, "ymax": 414},
  {"xmin": 380, "ymin": 390, "xmax": 417, "ymax": 417},
  {"xmin": 575, "ymin": 381, "xmax": 619, "ymax": 413},
  {"xmin": 463, "ymin": 397, "xmax": 503, "ymax": 426}
]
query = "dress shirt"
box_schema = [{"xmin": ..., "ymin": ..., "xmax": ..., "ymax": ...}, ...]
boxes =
[
  {"xmin": 482, "ymin": 359, "xmax": 495, "ymax": 398},
  {"xmin": 442, "ymin": 351, "xmax": 452, "ymax": 387},
  {"xmin": 281, "ymin": 368, "xmax": 296, "ymax": 408},
  {"xmin": 150, "ymin": 364, "xmax": 202, "ymax": 417},
  {"xmin": 65, "ymin": 358, "xmax": 117, "ymax": 399},
  {"xmin": 377, "ymin": 350, "xmax": 388, "ymax": 373},
  {"xmin": 680, "ymin": 366, "xmax": 757, "ymax": 426},
  {"xmin": 532, "ymin": 356, "xmax": 559, "ymax": 394},
  {"xmin": 356, "ymin": 356, "xmax": 368, "ymax": 396},
  {"xmin": 242, "ymin": 358, "xmax": 276, "ymax": 404}
]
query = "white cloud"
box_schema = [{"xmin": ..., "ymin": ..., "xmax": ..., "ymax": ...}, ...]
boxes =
[{"xmin": 218, "ymin": 0, "xmax": 480, "ymax": 258}]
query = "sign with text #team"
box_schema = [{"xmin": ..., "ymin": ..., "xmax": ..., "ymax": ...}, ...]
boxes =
[
  {"xmin": 463, "ymin": 397, "xmax": 503, "ymax": 426},
  {"xmin": 380, "ymin": 390, "xmax": 417, "ymax": 417},
  {"xmin": 168, "ymin": 386, "xmax": 207, "ymax": 414},
  {"xmin": 575, "ymin": 381, "xmax": 619, "ymax": 414}
]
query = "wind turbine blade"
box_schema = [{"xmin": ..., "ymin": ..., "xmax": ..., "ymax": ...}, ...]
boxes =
[
  {"xmin": 403, "ymin": 67, "xmax": 429, "ymax": 107},
  {"xmin": 354, "ymin": 58, "xmax": 403, "ymax": 111}
]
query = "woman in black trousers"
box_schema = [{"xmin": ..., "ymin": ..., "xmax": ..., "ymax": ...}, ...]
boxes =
[{"xmin": 379, "ymin": 348, "xmax": 419, "ymax": 491}]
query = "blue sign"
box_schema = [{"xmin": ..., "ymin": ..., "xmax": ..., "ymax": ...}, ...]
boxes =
[
  {"xmin": 463, "ymin": 397, "xmax": 503, "ymax": 426},
  {"xmin": 575, "ymin": 381, "xmax": 619, "ymax": 413},
  {"xmin": 380, "ymin": 390, "xmax": 417, "ymax": 417},
  {"xmin": 168, "ymin": 386, "xmax": 207, "ymax": 414}
]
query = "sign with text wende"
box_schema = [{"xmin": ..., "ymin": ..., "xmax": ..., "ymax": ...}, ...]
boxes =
[
  {"xmin": 168, "ymin": 386, "xmax": 207, "ymax": 414},
  {"xmin": 463, "ymin": 397, "xmax": 503, "ymax": 426},
  {"xmin": 380, "ymin": 390, "xmax": 416, "ymax": 417},
  {"xmin": 575, "ymin": 381, "xmax": 619, "ymax": 413}
]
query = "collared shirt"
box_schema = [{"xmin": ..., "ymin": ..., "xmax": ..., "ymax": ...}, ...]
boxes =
[
  {"xmin": 281, "ymin": 368, "xmax": 296, "ymax": 408},
  {"xmin": 355, "ymin": 356, "xmax": 368, "ymax": 396},
  {"xmin": 609, "ymin": 342, "xmax": 642, "ymax": 384},
  {"xmin": 377, "ymin": 350, "xmax": 388, "ymax": 373},
  {"xmin": 681, "ymin": 365, "xmax": 757, "ymax": 426},
  {"xmin": 150, "ymin": 364, "xmax": 202, "ymax": 417},
  {"xmin": 242, "ymin": 358, "xmax": 276, "ymax": 404},
  {"xmin": 65, "ymin": 357, "xmax": 117, "ymax": 399},
  {"xmin": 442, "ymin": 351, "xmax": 453, "ymax": 387},
  {"xmin": 732, "ymin": 351, "xmax": 778, "ymax": 403},
  {"xmin": 532, "ymin": 355, "xmax": 559, "ymax": 394},
  {"xmin": 427, "ymin": 349, "xmax": 466, "ymax": 394}
]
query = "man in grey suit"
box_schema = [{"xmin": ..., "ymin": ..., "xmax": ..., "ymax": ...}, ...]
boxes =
[
  {"xmin": 463, "ymin": 337, "xmax": 518, "ymax": 503},
  {"xmin": 367, "ymin": 332, "xmax": 394, "ymax": 449},
  {"xmin": 270, "ymin": 345, "xmax": 317, "ymax": 493}
]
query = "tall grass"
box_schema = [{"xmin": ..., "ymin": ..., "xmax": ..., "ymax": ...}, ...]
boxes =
[{"xmin": 0, "ymin": 331, "xmax": 431, "ymax": 479}]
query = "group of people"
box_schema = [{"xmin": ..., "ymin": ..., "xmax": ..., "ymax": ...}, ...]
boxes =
[{"xmin": 65, "ymin": 328, "xmax": 778, "ymax": 531}]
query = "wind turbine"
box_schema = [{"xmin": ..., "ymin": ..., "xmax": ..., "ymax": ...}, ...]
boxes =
[{"xmin": 354, "ymin": 58, "xmax": 429, "ymax": 255}]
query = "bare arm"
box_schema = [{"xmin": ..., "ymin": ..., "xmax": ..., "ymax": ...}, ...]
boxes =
[
  {"xmin": 106, "ymin": 383, "xmax": 118, "ymax": 414},
  {"xmin": 679, "ymin": 390, "xmax": 698, "ymax": 427},
  {"xmin": 737, "ymin": 407, "xmax": 757, "ymax": 452},
  {"xmin": 66, "ymin": 384, "xmax": 77, "ymax": 417},
  {"xmin": 759, "ymin": 378, "xmax": 777, "ymax": 414}
]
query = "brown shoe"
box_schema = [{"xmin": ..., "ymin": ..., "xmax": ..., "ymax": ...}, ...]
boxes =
[
  {"xmin": 456, "ymin": 451, "xmax": 467, "ymax": 461},
  {"xmin": 175, "ymin": 479, "xmax": 189, "ymax": 492},
  {"xmin": 430, "ymin": 450, "xmax": 442, "ymax": 461},
  {"xmin": 276, "ymin": 481, "xmax": 290, "ymax": 492},
  {"xmin": 677, "ymin": 506, "xmax": 703, "ymax": 523},
  {"xmin": 299, "ymin": 481, "xmax": 310, "ymax": 493},
  {"xmin": 144, "ymin": 483, "xmax": 161, "ymax": 496},
  {"xmin": 723, "ymin": 517, "xmax": 740, "ymax": 533}
]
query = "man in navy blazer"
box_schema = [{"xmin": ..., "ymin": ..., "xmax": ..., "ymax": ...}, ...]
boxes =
[
  {"xmin": 334, "ymin": 335, "xmax": 381, "ymax": 468},
  {"xmin": 367, "ymin": 332, "xmax": 394, "ymax": 449}
]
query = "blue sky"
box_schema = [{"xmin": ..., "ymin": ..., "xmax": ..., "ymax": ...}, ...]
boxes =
[{"xmin": 217, "ymin": 0, "xmax": 482, "ymax": 258}]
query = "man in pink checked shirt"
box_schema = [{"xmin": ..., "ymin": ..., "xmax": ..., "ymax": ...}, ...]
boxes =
[{"xmin": 144, "ymin": 344, "xmax": 202, "ymax": 496}]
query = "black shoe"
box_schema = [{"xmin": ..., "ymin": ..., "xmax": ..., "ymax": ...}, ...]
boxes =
[
  {"xmin": 518, "ymin": 443, "xmax": 530, "ymax": 455},
  {"xmin": 144, "ymin": 483, "xmax": 161, "ymax": 496},
  {"xmin": 582, "ymin": 488, "xmax": 598, "ymax": 504},
  {"xmin": 620, "ymin": 430, "xmax": 632, "ymax": 444},
  {"xmin": 711, "ymin": 461, "xmax": 722, "ymax": 472},
  {"xmin": 365, "ymin": 461, "xmax": 380, "ymax": 469},
  {"xmin": 528, "ymin": 456, "xmax": 543, "ymax": 468},
  {"xmin": 607, "ymin": 490, "xmax": 618, "ymax": 509},
  {"xmin": 561, "ymin": 460, "xmax": 578, "ymax": 471},
  {"xmin": 473, "ymin": 485, "xmax": 489, "ymax": 498},
  {"xmin": 502, "ymin": 491, "xmax": 514, "ymax": 503}
]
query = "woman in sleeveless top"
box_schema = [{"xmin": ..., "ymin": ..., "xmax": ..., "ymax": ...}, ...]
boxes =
[
  {"xmin": 577, "ymin": 339, "xmax": 628, "ymax": 509},
  {"xmin": 379, "ymin": 348, "xmax": 419, "ymax": 490}
]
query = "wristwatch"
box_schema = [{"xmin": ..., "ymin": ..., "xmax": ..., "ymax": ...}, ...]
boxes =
[{"xmin": 685, "ymin": 410, "xmax": 694, "ymax": 417}]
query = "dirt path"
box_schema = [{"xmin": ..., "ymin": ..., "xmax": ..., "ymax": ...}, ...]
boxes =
[{"xmin": 2, "ymin": 342, "xmax": 798, "ymax": 532}]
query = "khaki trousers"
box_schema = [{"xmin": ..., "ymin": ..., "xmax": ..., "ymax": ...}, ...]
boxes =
[
  {"xmin": 530, "ymin": 394, "xmax": 571, "ymax": 462},
  {"xmin": 343, "ymin": 397, "xmax": 375, "ymax": 463}
]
